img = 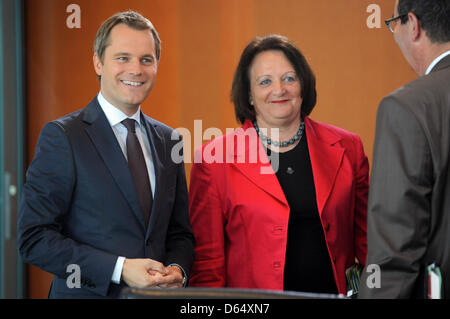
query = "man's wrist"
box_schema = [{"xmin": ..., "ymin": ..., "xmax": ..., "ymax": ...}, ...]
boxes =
[{"xmin": 167, "ymin": 263, "xmax": 187, "ymax": 287}]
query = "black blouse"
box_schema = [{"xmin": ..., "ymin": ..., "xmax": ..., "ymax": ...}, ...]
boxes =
[{"xmin": 268, "ymin": 133, "xmax": 338, "ymax": 294}]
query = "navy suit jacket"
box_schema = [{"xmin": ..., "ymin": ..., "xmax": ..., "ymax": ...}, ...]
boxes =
[{"xmin": 18, "ymin": 97, "xmax": 195, "ymax": 298}]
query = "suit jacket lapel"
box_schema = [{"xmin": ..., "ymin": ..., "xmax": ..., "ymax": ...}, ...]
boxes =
[
  {"xmin": 305, "ymin": 117, "xmax": 344, "ymax": 217},
  {"xmin": 83, "ymin": 98, "xmax": 146, "ymax": 229},
  {"xmin": 230, "ymin": 121, "xmax": 288, "ymax": 207},
  {"xmin": 140, "ymin": 113, "xmax": 165, "ymax": 238}
]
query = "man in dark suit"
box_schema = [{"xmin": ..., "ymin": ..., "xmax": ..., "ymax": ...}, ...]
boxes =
[
  {"xmin": 18, "ymin": 11, "xmax": 195, "ymax": 298},
  {"xmin": 359, "ymin": 0, "xmax": 450, "ymax": 298}
]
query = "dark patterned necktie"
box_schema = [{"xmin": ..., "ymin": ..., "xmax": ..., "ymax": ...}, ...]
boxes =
[{"xmin": 122, "ymin": 118, "xmax": 152, "ymax": 228}]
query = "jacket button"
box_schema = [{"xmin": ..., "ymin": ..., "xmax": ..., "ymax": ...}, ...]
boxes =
[
  {"xmin": 273, "ymin": 262, "xmax": 281, "ymax": 268},
  {"xmin": 333, "ymin": 257, "xmax": 336, "ymax": 264}
]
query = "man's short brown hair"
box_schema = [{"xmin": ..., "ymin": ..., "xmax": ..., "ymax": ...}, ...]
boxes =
[{"xmin": 94, "ymin": 11, "xmax": 161, "ymax": 63}]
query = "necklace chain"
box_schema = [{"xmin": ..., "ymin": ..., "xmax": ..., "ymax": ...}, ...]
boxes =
[{"xmin": 253, "ymin": 120, "xmax": 305, "ymax": 147}]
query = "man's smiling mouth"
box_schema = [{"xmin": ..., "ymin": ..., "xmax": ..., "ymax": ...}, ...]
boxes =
[{"xmin": 121, "ymin": 80, "xmax": 144, "ymax": 87}]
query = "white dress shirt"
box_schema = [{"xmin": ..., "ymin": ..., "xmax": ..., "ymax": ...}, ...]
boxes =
[{"xmin": 97, "ymin": 92, "xmax": 155, "ymax": 284}]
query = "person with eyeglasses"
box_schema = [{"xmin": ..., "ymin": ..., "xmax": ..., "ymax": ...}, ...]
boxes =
[{"xmin": 359, "ymin": 0, "xmax": 450, "ymax": 299}]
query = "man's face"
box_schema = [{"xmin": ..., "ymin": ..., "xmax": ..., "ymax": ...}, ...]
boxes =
[
  {"xmin": 393, "ymin": 1, "xmax": 405, "ymax": 46},
  {"xmin": 93, "ymin": 23, "xmax": 157, "ymax": 115},
  {"xmin": 392, "ymin": 0, "xmax": 415, "ymax": 70}
]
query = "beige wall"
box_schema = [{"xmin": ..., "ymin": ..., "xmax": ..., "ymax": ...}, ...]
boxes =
[{"xmin": 25, "ymin": 0, "xmax": 416, "ymax": 298}]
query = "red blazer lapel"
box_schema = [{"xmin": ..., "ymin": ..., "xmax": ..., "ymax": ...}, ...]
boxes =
[
  {"xmin": 229, "ymin": 121, "xmax": 288, "ymax": 207},
  {"xmin": 305, "ymin": 117, "xmax": 345, "ymax": 217}
]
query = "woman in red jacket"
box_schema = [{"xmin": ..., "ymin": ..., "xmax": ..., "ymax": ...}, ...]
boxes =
[{"xmin": 188, "ymin": 35, "xmax": 368, "ymax": 296}]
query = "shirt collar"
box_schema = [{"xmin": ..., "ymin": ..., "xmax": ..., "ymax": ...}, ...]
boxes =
[
  {"xmin": 426, "ymin": 50, "xmax": 450, "ymax": 75},
  {"xmin": 97, "ymin": 91, "xmax": 141, "ymax": 127}
]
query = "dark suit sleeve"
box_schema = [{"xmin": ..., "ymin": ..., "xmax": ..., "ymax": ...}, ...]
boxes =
[
  {"xmin": 163, "ymin": 134, "xmax": 195, "ymax": 279},
  {"xmin": 359, "ymin": 97, "xmax": 432, "ymax": 298},
  {"xmin": 18, "ymin": 122, "xmax": 118, "ymax": 296}
]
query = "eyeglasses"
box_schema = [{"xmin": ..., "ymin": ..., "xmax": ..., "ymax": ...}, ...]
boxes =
[{"xmin": 385, "ymin": 14, "xmax": 407, "ymax": 33}]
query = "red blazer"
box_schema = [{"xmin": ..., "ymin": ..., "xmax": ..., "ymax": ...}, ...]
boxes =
[{"xmin": 188, "ymin": 117, "xmax": 368, "ymax": 295}]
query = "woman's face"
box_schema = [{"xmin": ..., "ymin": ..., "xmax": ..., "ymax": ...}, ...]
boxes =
[{"xmin": 248, "ymin": 50, "xmax": 302, "ymax": 128}]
